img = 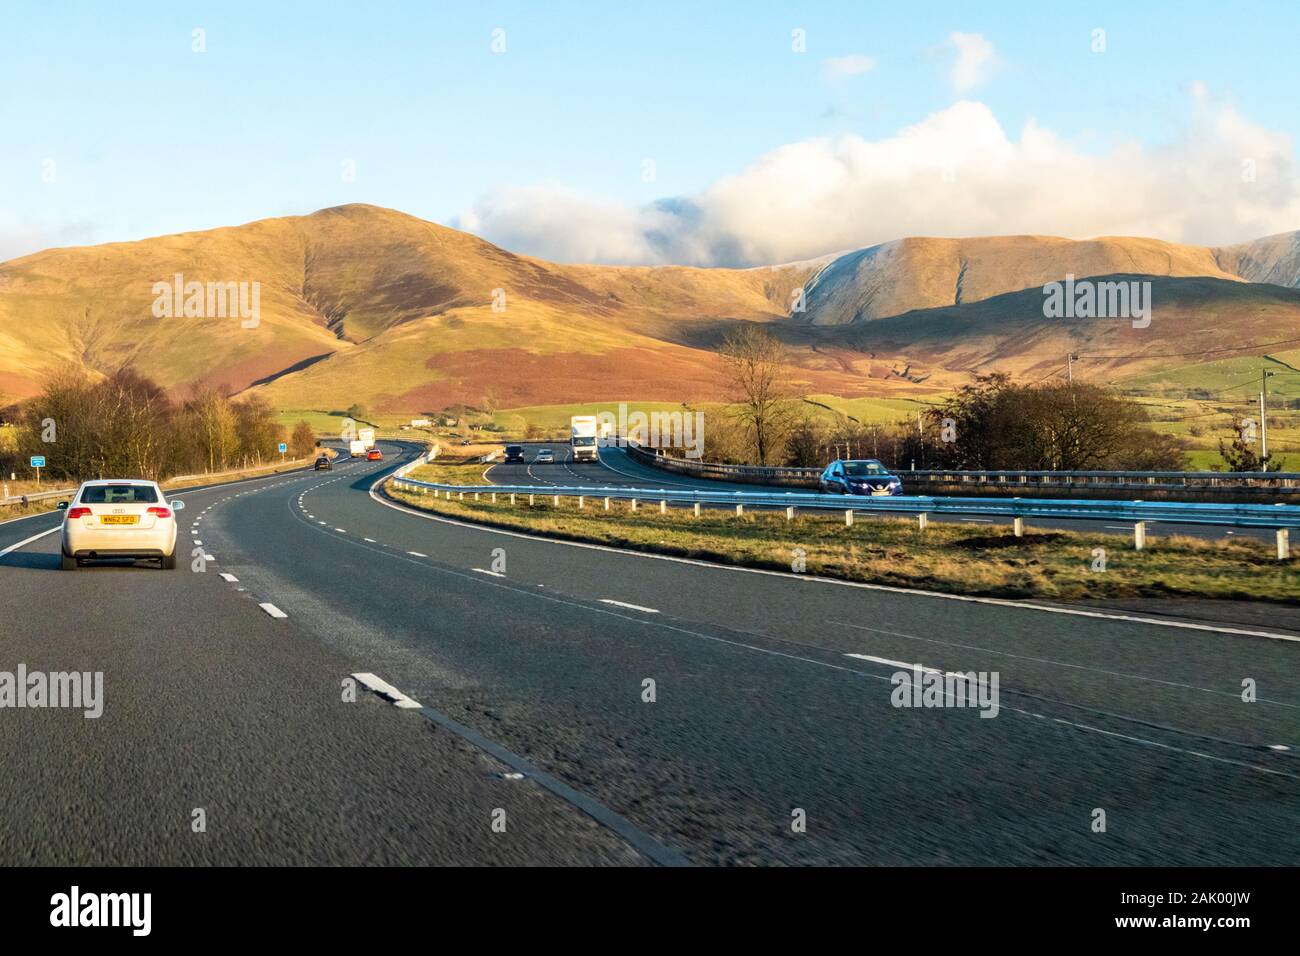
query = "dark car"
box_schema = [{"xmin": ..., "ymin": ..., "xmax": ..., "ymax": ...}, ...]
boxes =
[
  {"xmin": 314, "ymin": 456, "xmax": 332, "ymax": 471},
  {"xmin": 504, "ymin": 445, "xmax": 525, "ymax": 462},
  {"xmin": 819, "ymin": 459, "xmax": 903, "ymax": 496}
]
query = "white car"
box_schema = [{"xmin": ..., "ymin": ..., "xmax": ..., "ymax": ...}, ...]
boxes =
[
  {"xmin": 59, "ymin": 479, "xmax": 185, "ymax": 570},
  {"xmin": 535, "ymin": 449, "xmax": 554, "ymax": 463}
]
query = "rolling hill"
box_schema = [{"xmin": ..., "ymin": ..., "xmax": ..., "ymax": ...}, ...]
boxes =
[{"xmin": 2, "ymin": 203, "xmax": 1298, "ymax": 415}]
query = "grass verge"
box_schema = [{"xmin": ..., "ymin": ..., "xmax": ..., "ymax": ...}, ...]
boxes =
[{"xmin": 389, "ymin": 463, "xmax": 1299, "ymax": 604}]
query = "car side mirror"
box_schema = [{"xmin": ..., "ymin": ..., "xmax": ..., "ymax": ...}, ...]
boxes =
[
  {"xmin": 57, "ymin": 500, "xmax": 68, "ymax": 510},
  {"xmin": 171, "ymin": 500, "xmax": 186, "ymax": 511}
]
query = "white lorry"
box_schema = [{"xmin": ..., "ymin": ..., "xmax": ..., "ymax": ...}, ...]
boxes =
[
  {"xmin": 570, "ymin": 415, "xmax": 600, "ymax": 463},
  {"xmin": 358, "ymin": 427, "xmax": 376, "ymax": 450},
  {"xmin": 349, "ymin": 439, "xmax": 366, "ymax": 457}
]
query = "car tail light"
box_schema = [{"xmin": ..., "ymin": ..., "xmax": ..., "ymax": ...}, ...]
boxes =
[
  {"xmin": 67, "ymin": 507, "xmax": 91, "ymax": 519},
  {"xmin": 147, "ymin": 506, "xmax": 172, "ymax": 518}
]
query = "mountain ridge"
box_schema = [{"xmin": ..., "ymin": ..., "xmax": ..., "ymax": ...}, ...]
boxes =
[{"xmin": 2, "ymin": 203, "xmax": 1298, "ymax": 412}]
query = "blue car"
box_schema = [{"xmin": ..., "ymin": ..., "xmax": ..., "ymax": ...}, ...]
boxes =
[{"xmin": 819, "ymin": 459, "xmax": 904, "ymax": 496}]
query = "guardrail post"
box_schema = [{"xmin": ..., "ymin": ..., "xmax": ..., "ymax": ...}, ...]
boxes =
[
  {"xmin": 736, "ymin": 503, "xmax": 744, "ymax": 516},
  {"xmin": 844, "ymin": 509, "xmax": 853, "ymax": 527},
  {"xmin": 1013, "ymin": 516, "xmax": 1023, "ymax": 537},
  {"xmin": 1134, "ymin": 521, "xmax": 1146, "ymax": 550},
  {"xmin": 1277, "ymin": 529, "xmax": 1290, "ymax": 561},
  {"xmin": 785, "ymin": 506, "xmax": 795, "ymax": 521},
  {"xmin": 604, "ymin": 497, "xmax": 611, "ymax": 511},
  {"xmin": 918, "ymin": 513, "xmax": 928, "ymax": 531},
  {"xmin": 553, "ymin": 495, "xmax": 560, "ymax": 507},
  {"xmin": 490, "ymin": 492, "xmax": 497, "ymax": 503},
  {"xmin": 529, "ymin": 494, "xmax": 535, "ymax": 506},
  {"xmin": 577, "ymin": 496, "xmax": 584, "ymax": 509},
  {"xmin": 693, "ymin": 502, "xmax": 701, "ymax": 517},
  {"xmin": 510, "ymin": 493, "xmax": 516, "ymax": 505},
  {"xmin": 630, "ymin": 499, "xmax": 638, "ymax": 511},
  {"xmin": 458, "ymin": 491, "xmax": 465, "ymax": 501},
  {"xmin": 660, "ymin": 500, "xmax": 667, "ymax": 514}
]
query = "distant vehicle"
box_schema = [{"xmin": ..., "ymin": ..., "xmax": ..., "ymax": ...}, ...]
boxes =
[
  {"xmin": 819, "ymin": 459, "xmax": 903, "ymax": 496},
  {"xmin": 59, "ymin": 480, "xmax": 185, "ymax": 570},
  {"xmin": 570, "ymin": 415, "xmax": 599, "ymax": 463},
  {"xmin": 460, "ymin": 439, "xmax": 472, "ymax": 446},
  {"xmin": 504, "ymin": 445, "xmax": 525, "ymax": 462},
  {"xmin": 358, "ymin": 427, "xmax": 376, "ymax": 450},
  {"xmin": 367, "ymin": 449, "xmax": 383, "ymax": 461},
  {"xmin": 314, "ymin": 456, "xmax": 332, "ymax": 471},
  {"xmin": 349, "ymin": 440, "xmax": 366, "ymax": 457},
  {"xmin": 410, "ymin": 418, "xmax": 431, "ymax": 428},
  {"xmin": 535, "ymin": 448, "xmax": 554, "ymax": 463}
]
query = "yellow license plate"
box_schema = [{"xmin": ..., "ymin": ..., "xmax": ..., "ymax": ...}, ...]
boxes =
[{"xmin": 100, "ymin": 515, "xmax": 138, "ymax": 525}]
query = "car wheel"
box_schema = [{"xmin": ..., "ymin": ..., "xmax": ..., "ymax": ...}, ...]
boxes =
[
  {"xmin": 61, "ymin": 552, "xmax": 77, "ymax": 571},
  {"xmin": 161, "ymin": 551, "xmax": 177, "ymax": 570}
]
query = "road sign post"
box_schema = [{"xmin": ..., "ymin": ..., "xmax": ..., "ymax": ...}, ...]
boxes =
[
  {"xmin": 30, "ymin": 455, "xmax": 45, "ymax": 487},
  {"xmin": 278, "ymin": 442, "xmax": 287, "ymax": 461}
]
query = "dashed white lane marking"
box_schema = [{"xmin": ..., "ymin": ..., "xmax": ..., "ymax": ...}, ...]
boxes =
[
  {"xmin": 599, "ymin": 599, "xmax": 660, "ymax": 614},
  {"xmin": 317, "ymin": 521, "xmax": 327, "ymax": 525},
  {"xmin": 834, "ymin": 620, "xmax": 1297, "ymax": 705},
  {"xmin": 472, "ymin": 567, "xmax": 505, "ymax": 577},
  {"xmin": 846, "ymin": 653, "xmax": 941, "ymax": 672},
  {"xmin": 406, "ymin": 550, "xmax": 427, "ymax": 557},
  {"xmin": 363, "ymin": 538, "xmax": 376, "ymax": 543},
  {"xmin": 219, "ymin": 572, "xmax": 238, "ymax": 582},
  {"xmin": 202, "ymin": 553, "xmax": 215, "ymax": 561},
  {"xmin": 351, "ymin": 672, "xmax": 423, "ymax": 709},
  {"xmin": 0, "ymin": 527, "xmax": 60, "ymax": 557},
  {"xmin": 259, "ymin": 602, "xmax": 288, "ymax": 619},
  {"xmin": 334, "ymin": 528, "xmax": 346, "ymax": 533},
  {"xmin": 844, "ymin": 654, "xmax": 983, "ymax": 686}
]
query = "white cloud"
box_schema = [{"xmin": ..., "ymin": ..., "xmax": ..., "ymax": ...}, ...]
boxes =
[
  {"xmin": 947, "ymin": 31, "xmax": 996, "ymax": 93},
  {"xmin": 456, "ymin": 96, "xmax": 1300, "ymax": 267},
  {"xmin": 821, "ymin": 54, "xmax": 876, "ymax": 83}
]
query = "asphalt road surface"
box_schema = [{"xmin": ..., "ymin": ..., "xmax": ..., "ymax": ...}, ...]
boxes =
[{"xmin": 1, "ymin": 442, "xmax": 1296, "ymax": 866}]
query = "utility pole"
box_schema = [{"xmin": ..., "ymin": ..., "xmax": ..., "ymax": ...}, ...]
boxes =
[{"xmin": 1260, "ymin": 369, "xmax": 1272, "ymax": 471}]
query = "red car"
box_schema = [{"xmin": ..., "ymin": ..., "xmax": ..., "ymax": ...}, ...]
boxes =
[{"xmin": 367, "ymin": 449, "xmax": 383, "ymax": 461}]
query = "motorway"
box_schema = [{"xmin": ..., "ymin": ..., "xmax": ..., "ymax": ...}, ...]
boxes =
[
  {"xmin": 1, "ymin": 441, "xmax": 1297, "ymax": 866},
  {"xmin": 495, "ymin": 442, "xmax": 1281, "ymax": 544}
]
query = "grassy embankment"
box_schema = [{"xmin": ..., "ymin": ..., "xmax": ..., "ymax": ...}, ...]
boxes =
[
  {"xmin": 388, "ymin": 460, "xmax": 1298, "ymax": 604},
  {"xmin": 0, "ymin": 451, "xmax": 332, "ymax": 521}
]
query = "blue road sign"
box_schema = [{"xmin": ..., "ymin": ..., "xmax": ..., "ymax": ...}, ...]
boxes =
[
  {"xmin": 30, "ymin": 456, "xmax": 45, "ymax": 468},
  {"xmin": 278, "ymin": 443, "xmax": 287, "ymax": 453}
]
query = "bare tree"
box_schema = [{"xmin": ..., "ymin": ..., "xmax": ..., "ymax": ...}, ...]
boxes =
[{"xmin": 719, "ymin": 325, "xmax": 796, "ymax": 465}]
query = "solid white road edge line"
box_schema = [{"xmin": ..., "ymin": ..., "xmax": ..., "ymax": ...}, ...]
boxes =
[
  {"xmin": 472, "ymin": 567, "xmax": 505, "ymax": 577},
  {"xmin": 367, "ymin": 477, "xmax": 1300, "ymax": 643}
]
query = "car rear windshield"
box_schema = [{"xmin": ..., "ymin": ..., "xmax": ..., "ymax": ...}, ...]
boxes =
[
  {"xmin": 843, "ymin": 461, "xmax": 889, "ymax": 476},
  {"xmin": 81, "ymin": 484, "xmax": 159, "ymax": 504}
]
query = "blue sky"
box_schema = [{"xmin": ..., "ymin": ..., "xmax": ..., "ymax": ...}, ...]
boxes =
[{"xmin": 2, "ymin": 0, "xmax": 1298, "ymax": 264}]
